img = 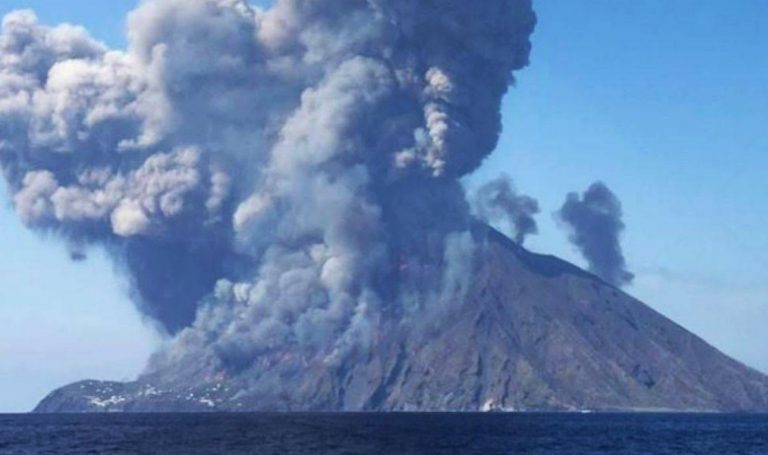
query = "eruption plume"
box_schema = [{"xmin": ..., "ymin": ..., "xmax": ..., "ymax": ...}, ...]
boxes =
[
  {"xmin": 473, "ymin": 174, "xmax": 539, "ymax": 244},
  {"xmin": 557, "ymin": 182, "xmax": 634, "ymax": 287},
  {"xmin": 0, "ymin": 0, "xmax": 535, "ymax": 377}
]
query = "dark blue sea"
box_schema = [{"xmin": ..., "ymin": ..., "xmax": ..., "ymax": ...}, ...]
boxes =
[{"xmin": 1, "ymin": 413, "xmax": 767, "ymax": 454}]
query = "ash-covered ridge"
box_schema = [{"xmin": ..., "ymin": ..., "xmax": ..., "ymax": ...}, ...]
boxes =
[{"xmin": 35, "ymin": 226, "xmax": 768, "ymax": 413}]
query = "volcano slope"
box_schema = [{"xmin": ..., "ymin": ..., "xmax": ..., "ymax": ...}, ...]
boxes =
[{"xmin": 35, "ymin": 225, "xmax": 768, "ymax": 412}]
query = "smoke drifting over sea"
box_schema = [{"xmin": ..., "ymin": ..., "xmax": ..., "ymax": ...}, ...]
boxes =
[
  {"xmin": 557, "ymin": 182, "xmax": 634, "ymax": 288},
  {"xmin": 473, "ymin": 174, "xmax": 539, "ymax": 245},
  {"xmin": 0, "ymin": 0, "xmax": 535, "ymax": 374}
]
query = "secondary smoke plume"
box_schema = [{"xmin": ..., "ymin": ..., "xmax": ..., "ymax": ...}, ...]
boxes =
[
  {"xmin": 557, "ymin": 182, "xmax": 634, "ymax": 287},
  {"xmin": 0, "ymin": 0, "xmax": 536, "ymax": 377},
  {"xmin": 473, "ymin": 174, "xmax": 539, "ymax": 244}
]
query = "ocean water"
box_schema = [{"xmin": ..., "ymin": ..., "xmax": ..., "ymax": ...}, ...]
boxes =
[{"xmin": 1, "ymin": 413, "xmax": 767, "ymax": 454}]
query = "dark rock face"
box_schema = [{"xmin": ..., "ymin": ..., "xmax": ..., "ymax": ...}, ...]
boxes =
[{"xmin": 34, "ymin": 227, "xmax": 768, "ymax": 413}]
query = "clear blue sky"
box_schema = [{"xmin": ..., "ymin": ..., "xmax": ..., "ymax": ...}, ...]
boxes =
[{"xmin": 0, "ymin": 0, "xmax": 766, "ymax": 412}]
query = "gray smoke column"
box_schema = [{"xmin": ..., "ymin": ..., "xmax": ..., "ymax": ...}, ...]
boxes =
[
  {"xmin": 557, "ymin": 182, "xmax": 634, "ymax": 287},
  {"xmin": 474, "ymin": 174, "xmax": 539, "ymax": 244},
  {"xmin": 0, "ymin": 0, "xmax": 535, "ymax": 376}
]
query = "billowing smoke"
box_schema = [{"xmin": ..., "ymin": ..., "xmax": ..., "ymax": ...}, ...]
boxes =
[
  {"xmin": 557, "ymin": 182, "xmax": 634, "ymax": 287},
  {"xmin": 473, "ymin": 174, "xmax": 539, "ymax": 244},
  {"xmin": 0, "ymin": 0, "xmax": 535, "ymax": 377}
]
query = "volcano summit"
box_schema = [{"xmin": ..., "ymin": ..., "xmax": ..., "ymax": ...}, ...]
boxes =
[{"xmin": 35, "ymin": 225, "xmax": 768, "ymax": 412}]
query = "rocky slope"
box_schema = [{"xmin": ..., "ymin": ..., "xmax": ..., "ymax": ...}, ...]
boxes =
[{"xmin": 35, "ymin": 226, "xmax": 768, "ymax": 412}]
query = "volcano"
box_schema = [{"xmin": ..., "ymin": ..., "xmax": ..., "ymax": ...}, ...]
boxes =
[{"xmin": 35, "ymin": 225, "xmax": 768, "ymax": 413}]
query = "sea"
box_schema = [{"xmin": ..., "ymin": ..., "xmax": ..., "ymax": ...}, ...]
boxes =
[{"xmin": 1, "ymin": 413, "xmax": 767, "ymax": 454}]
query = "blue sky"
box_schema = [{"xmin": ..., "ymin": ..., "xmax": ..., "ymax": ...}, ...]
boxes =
[{"xmin": 0, "ymin": 0, "xmax": 766, "ymax": 412}]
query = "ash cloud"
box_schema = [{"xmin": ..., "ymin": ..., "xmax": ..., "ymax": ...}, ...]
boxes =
[
  {"xmin": 473, "ymin": 174, "xmax": 539, "ymax": 244},
  {"xmin": 68, "ymin": 248, "xmax": 87, "ymax": 262},
  {"xmin": 0, "ymin": 0, "xmax": 535, "ymax": 377},
  {"xmin": 557, "ymin": 182, "xmax": 634, "ymax": 287}
]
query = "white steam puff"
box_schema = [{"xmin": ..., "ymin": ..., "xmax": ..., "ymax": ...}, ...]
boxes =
[{"xmin": 0, "ymin": 1, "xmax": 535, "ymax": 374}]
